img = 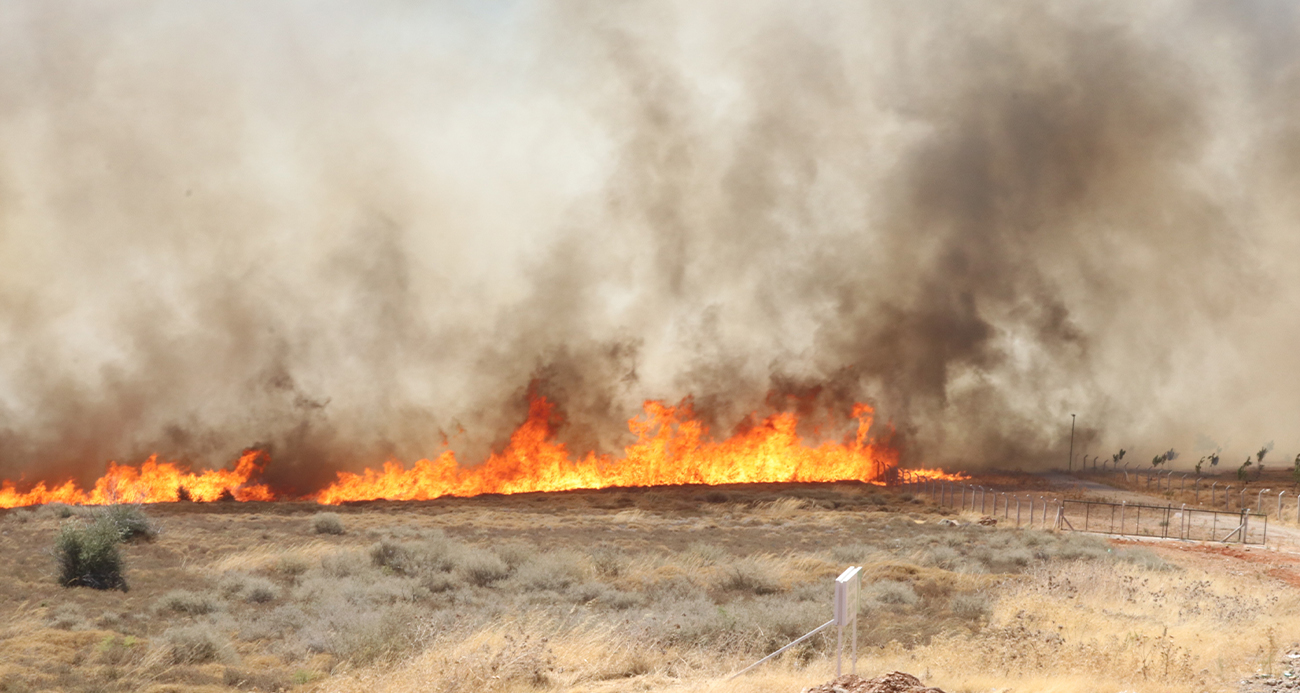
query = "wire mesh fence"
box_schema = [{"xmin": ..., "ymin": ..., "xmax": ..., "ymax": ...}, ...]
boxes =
[{"xmin": 902, "ymin": 476, "xmax": 1268, "ymax": 545}]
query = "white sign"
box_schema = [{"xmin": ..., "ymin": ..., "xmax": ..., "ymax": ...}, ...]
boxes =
[
  {"xmin": 834, "ymin": 566, "xmax": 862, "ymax": 676},
  {"xmin": 834, "ymin": 566, "xmax": 861, "ymax": 626}
]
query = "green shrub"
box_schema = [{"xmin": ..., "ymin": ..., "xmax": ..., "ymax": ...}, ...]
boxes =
[
  {"xmin": 311, "ymin": 512, "xmax": 345, "ymax": 535},
  {"xmin": 55, "ymin": 519, "xmax": 127, "ymax": 591},
  {"xmin": 94, "ymin": 504, "xmax": 157, "ymax": 542}
]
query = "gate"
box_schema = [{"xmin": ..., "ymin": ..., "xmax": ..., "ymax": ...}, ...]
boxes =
[{"xmin": 1054, "ymin": 499, "xmax": 1267, "ymax": 545}]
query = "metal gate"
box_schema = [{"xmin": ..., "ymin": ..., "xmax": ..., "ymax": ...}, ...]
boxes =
[{"xmin": 1053, "ymin": 498, "xmax": 1267, "ymax": 545}]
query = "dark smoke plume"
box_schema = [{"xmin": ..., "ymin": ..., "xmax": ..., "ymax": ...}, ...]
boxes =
[{"xmin": 1, "ymin": 0, "xmax": 1299, "ymax": 488}]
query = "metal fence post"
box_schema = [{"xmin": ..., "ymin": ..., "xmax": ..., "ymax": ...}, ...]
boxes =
[
  {"xmin": 1225, "ymin": 485, "xmax": 1232, "ymax": 509},
  {"xmin": 1028, "ymin": 497, "xmax": 1035, "ymax": 527},
  {"xmin": 1016, "ymin": 497, "xmax": 1021, "ymax": 527},
  {"xmin": 1211, "ymin": 481, "xmax": 1217, "ymax": 506},
  {"xmin": 1257, "ymin": 488, "xmax": 1270, "ymax": 515}
]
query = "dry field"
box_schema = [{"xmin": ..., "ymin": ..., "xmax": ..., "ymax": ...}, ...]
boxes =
[{"xmin": 1, "ymin": 478, "xmax": 1298, "ymax": 693}]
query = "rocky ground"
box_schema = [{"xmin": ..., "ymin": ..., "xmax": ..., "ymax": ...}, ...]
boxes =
[
  {"xmin": 1239, "ymin": 654, "xmax": 1300, "ymax": 692},
  {"xmin": 803, "ymin": 671, "xmax": 946, "ymax": 693}
]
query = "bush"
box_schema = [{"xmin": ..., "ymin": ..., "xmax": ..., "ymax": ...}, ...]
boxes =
[
  {"xmin": 457, "ymin": 550, "xmax": 511, "ymax": 587},
  {"xmin": 511, "ymin": 551, "xmax": 585, "ymax": 591},
  {"xmin": 950, "ymin": 592, "xmax": 990, "ymax": 619},
  {"xmin": 160, "ymin": 624, "xmax": 234, "ymax": 664},
  {"xmin": 94, "ymin": 504, "xmax": 157, "ymax": 542},
  {"xmin": 866, "ymin": 580, "xmax": 918, "ymax": 607},
  {"xmin": 312, "ymin": 512, "xmax": 345, "ymax": 535},
  {"xmin": 156, "ymin": 590, "xmax": 223, "ymax": 615},
  {"xmin": 243, "ymin": 577, "xmax": 281, "ymax": 603},
  {"xmin": 55, "ymin": 519, "xmax": 127, "ymax": 591},
  {"xmin": 715, "ymin": 557, "xmax": 784, "ymax": 595}
]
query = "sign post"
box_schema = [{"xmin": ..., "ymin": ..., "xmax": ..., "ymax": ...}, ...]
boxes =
[{"xmin": 834, "ymin": 566, "xmax": 862, "ymax": 676}]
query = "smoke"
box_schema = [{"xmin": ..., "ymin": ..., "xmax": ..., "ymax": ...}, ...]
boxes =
[{"xmin": 1, "ymin": 0, "xmax": 1298, "ymax": 488}]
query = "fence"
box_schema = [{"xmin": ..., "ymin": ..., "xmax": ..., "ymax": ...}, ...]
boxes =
[{"xmin": 897, "ymin": 473, "xmax": 1267, "ymax": 545}]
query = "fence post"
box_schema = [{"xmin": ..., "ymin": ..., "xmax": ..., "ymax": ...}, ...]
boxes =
[
  {"xmin": 1257, "ymin": 488, "xmax": 1270, "ymax": 515},
  {"xmin": 1211, "ymin": 481, "xmax": 1217, "ymax": 506},
  {"xmin": 1029, "ymin": 497, "xmax": 1035, "ymax": 528},
  {"xmin": 1180, "ymin": 504, "xmax": 1187, "ymax": 539},
  {"xmin": 1016, "ymin": 497, "xmax": 1021, "ymax": 527},
  {"xmin": 1120, "ymin": 501, "xmax": 1126, "ymax": 534},
  {"xmin": 1225, "ymin": 485, "xmax": 1232, "ymax": 510}
]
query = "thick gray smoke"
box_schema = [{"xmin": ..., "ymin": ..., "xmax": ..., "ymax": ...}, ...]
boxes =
[{"xmin": 1, "ymin": 1, "xmax": 1298, "ymax": 490}]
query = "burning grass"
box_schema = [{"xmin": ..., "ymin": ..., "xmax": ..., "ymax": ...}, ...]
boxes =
[{"xmin": 0, "ymin": 481, "xmax": 1296, "ymax": 692}]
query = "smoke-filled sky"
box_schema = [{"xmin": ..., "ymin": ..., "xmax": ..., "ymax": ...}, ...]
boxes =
[{"xmin": 2, "ymin": 1, "xmax": 1299, "ymax": 489}]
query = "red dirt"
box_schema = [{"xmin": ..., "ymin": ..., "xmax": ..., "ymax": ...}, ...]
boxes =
[{"xmin": 1119, "ymin": 538, "xmax": 1300, "ymax": 588}]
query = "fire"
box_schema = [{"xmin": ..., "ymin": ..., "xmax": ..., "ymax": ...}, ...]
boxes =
[
  {"xmin": 0, "ymin": 450, "xmax": 272, "ymax": 508},
  {"xmin": 0, "ymin": 394, "xmax": 968, "ymax": 508},
  {"xmin": 904, "ymin": 468, "xmax": 969, "ymax": 482},
  {"xmin": 314, "ymin": 396, "xmax": 897, "ymax": 503}
]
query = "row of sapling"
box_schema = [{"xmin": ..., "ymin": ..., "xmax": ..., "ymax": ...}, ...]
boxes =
[
  {"xmin": 1150, "ymin": 448, "xmax": 1178, "ymax": 468},
  {"xmin": 1195, "ymin": 453, "xmax": 1220, "ymax": 475},
  {"xmin": 1238, "ymin": 444, "xmax": 1273, "ymax": 481}
]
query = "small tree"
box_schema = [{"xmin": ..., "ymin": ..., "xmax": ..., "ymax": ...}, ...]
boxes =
[
  {"xmin": 1238, "ymin": 458, "xmax": 1253, "ymax": 481},
  {"xmin": 1292, "ymin": 453, "xmax": 1300, "ymax": 485},
  {"xmin": 1196, "ymin": 457, "xmax": 1205, "ymax": 475}
]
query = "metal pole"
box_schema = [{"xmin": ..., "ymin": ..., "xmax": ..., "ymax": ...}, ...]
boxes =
[
  {"xmin": 1029, "ymin": 497, "xmax": 1035, "ymax": 527},
  {"xmin": 1068, "ymin": 414, "xmax": 1075, "ymax": 471},
  {"xmin": 1211, "ymin": 481, "xmax": 1218, "ymax": 506},
  {"xmin": 1225, "ymin": 485, "xmax": 1232, "ymax": 509},
  {"xmin": 1016, "ymin": 498, "xmax": 1021, "ymax": 527},
  {"xmin": 1257, "ymin": 488, "xmax": 1270, "ymax": 514}
]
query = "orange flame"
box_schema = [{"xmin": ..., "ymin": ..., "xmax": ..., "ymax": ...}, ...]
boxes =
[
  {"xmin": 0, "ymin": 450, "xmax": 272, "ymax": 508},
  {"xmin": 314, "ymin": 396, "xmax": 898, "ymax": 503},
  {"xmin": 0, "ymin": 394, "xmax": 964, "ymax": 508},
  {"xmin": 905, "ymin": 468, "xmax": 970, "ymax": 482}
]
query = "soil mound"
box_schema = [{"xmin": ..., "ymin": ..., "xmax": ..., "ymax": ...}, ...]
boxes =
[{"xmin": 802, "ymin": 671, "xmax": 946, "ymax": 693}]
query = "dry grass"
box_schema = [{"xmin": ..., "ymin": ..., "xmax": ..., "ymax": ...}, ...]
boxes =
[{"xmin": 0, "ymin": 481, "xmax": 1296, "ymax": 693}]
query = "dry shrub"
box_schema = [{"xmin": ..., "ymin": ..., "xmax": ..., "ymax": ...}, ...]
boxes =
[
  {"xmin": 312, "ymin": 512, "xmax": 346, "ymax": 535},
  {"xmin": 510, "ymin": 550, "xmax": 585, "ymax": 591},
  {"xmin": 715, "ymin": 556, "xmax": 785, "ymax": 595},
  {"xmin": 457, "ymin": 550, "xmax": 511, "ymax": 587},
  {"xmin": 159, "ymin": 623, "xmax": 235, "ymax": 664},
  {"xmin": 156, "ymin": 589, "xmax": 224, "ymax": 615},
  {"xmin": 45, "ymin": 602, "xmax": 88, "ymax": 630}
]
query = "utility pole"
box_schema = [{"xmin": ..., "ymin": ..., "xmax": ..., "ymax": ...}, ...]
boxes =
[{"xmin": 1068, "ymin": 414, "xmax": 1076, "ymax": 472}]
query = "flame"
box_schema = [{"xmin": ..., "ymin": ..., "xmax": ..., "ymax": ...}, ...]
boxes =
[
  {"xmin": 904, "ymin": 468, "xmax": 970, "ymax": 482},
  {"xmin": 314, "ymin": 396, "xmax": 898, "ymax": 503},
  {"xmin": 0, "ymin": 394, "xmax": 967, "ymax": 508},
  {"xmin": 0, "ymin": 450, "xmax": 272, "ymax": 508}
]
